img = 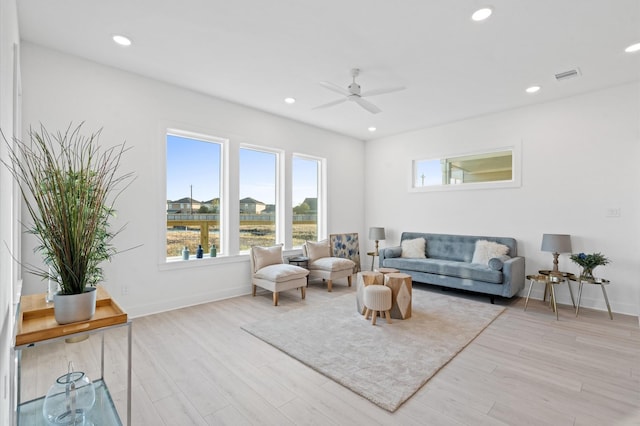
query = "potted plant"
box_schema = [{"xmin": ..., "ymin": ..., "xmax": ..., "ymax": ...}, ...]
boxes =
[
  {"xmin": 2, "ymin": 123, "xmax": 134, "ymax": 324},
  {"xmin": 570, "ymin": 252, "xmax": 610, "ymax": 280}
]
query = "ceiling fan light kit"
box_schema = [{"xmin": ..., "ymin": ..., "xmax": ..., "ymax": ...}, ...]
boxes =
[{"xmin": 313, "ymin": 68, "xmax": 405, "ymax": 114}]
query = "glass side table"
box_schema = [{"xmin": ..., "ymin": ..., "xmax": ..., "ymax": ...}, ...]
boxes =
[
  {"xmin": 524, "ymin": 274, "xmax": 566, "ymax": 320},
  {"xmin": 12, "ymin": 286, "xmax": 132, "ymax": 426},
  {"xmin": 575, "ymin": 276, "xmax": 613, "ymax": 320},
  {"xmin": 538, "ymin": 269, "xmax": 576, "ymax": 309}
]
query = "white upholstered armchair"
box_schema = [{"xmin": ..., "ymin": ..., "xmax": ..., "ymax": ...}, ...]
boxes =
[
  {"xmin": 303, "ymin": 240, "xmax": 355, "ymax": 292},
  {"xmin": 250, "ymin": 245, "xmax": 309, "ymax": 306}
]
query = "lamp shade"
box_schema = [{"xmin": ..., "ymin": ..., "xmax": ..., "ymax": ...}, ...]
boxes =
[
  {"xmin": 369, "ymin": 227, "xmax": 386, "ymax": 241},
  {"xmin": 541, "ymin": 234, "xmax": 572, "ymax": 253}
]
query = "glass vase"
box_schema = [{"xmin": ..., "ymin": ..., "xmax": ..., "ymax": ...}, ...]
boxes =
[
  {"xmin": 581, "ymin": 267, "xmax": 594, "ymax": 280},
  {"xmin": 43, "ymin": 362, "xmax": 95, "ymax": 425}
]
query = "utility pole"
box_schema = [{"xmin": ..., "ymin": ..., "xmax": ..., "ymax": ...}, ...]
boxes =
[{"xmin": 190, "ymin": 184, "xmax": 193, "ymax": 214}]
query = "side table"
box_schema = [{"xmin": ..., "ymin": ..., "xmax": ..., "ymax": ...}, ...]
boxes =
[
  {"xmin": 12, "ymin": 286, "xmax": 132, "ymax": 425},
  {"xmin": 538, "ymin": 269, "xmax": 576, "ymax": 309},
  {"xmin": 288, "ymin": 256, "xmax": 310, "ymax": 286},
  {"xmin": 367, "ymin": 251, "xmax": 376, "ymax": 271},
  {"xmin": 384, "ymin": 272, "xmax": 412, "ymax": 320},
  {"xmin": 524, "ymin": 274, "xmax": 566, "ymax": 320},
  {"xmin": 575, "ymin": 277, "xmax": 613, "ymax": 320}
]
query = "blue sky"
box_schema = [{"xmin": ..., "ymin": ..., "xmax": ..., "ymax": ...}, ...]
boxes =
[
  {"xmin": 167, "ymin": 134, "xmax": 317, "ymax": 206},
  {"xmin": 414, "ymin": 159, "xmax": 442, "ymax": 186}
]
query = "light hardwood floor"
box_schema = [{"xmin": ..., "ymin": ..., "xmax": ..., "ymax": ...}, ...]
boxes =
[{"xmin": 20, "ymin": 280, "xmax": 640, "ymax": 425}]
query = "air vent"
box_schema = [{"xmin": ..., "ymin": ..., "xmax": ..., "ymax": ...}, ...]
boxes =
[{"xmin": 555, "ymin": 68, "xmax": 581, "ymax": 81}]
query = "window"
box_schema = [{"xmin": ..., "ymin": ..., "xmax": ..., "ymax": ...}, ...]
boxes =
[
  {"xmin": 412, "ymin": 146, "xmax": 520, "ymax": 192},
  {"xmin": 166, "ymin": 131, "xmax": 222, "ymax": 259},
  {"xmin": 292, "ymin": 155, "xmax": 320, "ymax": 246},
  {"xmin": 239, "ymin": 147, "xmax": 277, "ymax": 251}
]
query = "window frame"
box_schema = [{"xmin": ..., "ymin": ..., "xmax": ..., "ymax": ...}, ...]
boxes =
[
  {"xmin": 409, "ymin": 144, "xmax": 521, "ymax": 193},
  {"xmin": 291, "ymin": 153, "xmax": 324, "ymax": 247},
  {"xmin": 164, "ymin": 127, "xmax": 227, "ymax": 263},
  {"xmin": 238, "ymin": 144, "xmax": 283, "ymax": 253}
]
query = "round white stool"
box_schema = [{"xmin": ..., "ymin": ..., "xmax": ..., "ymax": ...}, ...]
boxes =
[{"xmin": 363, "ymin": 285, "xmax": 392, "ymax": 325}]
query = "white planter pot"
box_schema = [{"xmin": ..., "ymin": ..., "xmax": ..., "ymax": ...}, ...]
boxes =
[{"xmin": 54, "ymin": 287, "xmax": 97, "ymax": 324}]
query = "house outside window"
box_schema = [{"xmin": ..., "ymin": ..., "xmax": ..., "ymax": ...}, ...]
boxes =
[
  {"xmin": 239, "ymin": 147, "xmax": 277, "ymax": 251},
  {"xmin": 166, "ymin": 130, "xmax": 223, "ymax": 259},
  {"xmin": 292, "ymin": 155, "xmax": 320, "ymax": 246}
]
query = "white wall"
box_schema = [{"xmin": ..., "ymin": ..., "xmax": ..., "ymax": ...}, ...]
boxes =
[
  {"xmin": 366, "ymin": 83, "xmax": 640, "ymax": 316},
  {"xmin": 0, "ymin": 0, "xmax": 20, "ymax": 422},
  {"xmin": 20, "ymin": 43, "xmax": 365, "ymax": 317}
]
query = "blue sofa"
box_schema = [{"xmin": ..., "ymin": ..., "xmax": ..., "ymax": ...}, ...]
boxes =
[{"xmin": 379, "ymin": 232, "xmax": 525, "ymax": 301}]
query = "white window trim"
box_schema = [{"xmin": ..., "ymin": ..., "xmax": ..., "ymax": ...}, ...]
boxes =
[
  {"xmin": 238, "ymin": 144, "xmax": 283, "ymax": 253},
  {"xmin": 291, "ymin": 153, "xmax": 326, "ymax": 244},
  {"xmin": 409, "ymin": 142, "xmax": 522, "ymax": 193},
  {"xmin": 161, "ymin": 125, "xmax": 227, "ymax": 266}
]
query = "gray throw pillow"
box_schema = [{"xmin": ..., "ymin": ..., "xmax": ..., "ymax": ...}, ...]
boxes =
[{"xmin": 488, "ymin": 255, "xmax": 511, "ymax": 271}]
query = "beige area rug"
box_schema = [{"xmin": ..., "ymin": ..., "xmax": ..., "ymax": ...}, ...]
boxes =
[{"xmin": 242, "ymin": 289, "xmax": 505, "ymax": 412}]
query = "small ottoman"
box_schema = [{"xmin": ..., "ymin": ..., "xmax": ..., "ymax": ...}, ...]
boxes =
[
  {"xmin": 356, "ymin": 271, "xmax": 383, "ymax": 315},
  {"xmin": 363, "ymin": 285, "xmax": 392, "ymax": 325}
]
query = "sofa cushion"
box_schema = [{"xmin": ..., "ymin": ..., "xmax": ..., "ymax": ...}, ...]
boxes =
[
  {"xmin": 488, "ymin": 255, "xmax": 511, "ymax": 271},
  {"xmin": 308, "ymin": 257, "xmax": 355, "ymax": 272},
  {"xmin": 306, "ymin": 240, "xmax": 331, "ymax": 262},
  {"xmin": 255, "ymin": 264, "xmax": 308, "ymax": 283},
  {"xmin": 252, "ymin": 245, "xmax": 283, "ymax": 272},
  {"xmin": 382, "ymin": 258, "xmax": 503, "ymax": 284},
  {"xmin": 401, "ymin": 237, "xmax": 426, "ymax": 258},
  {"xmin": 471, "ymin": 240, "xmax": 510, "ymax": 266}
]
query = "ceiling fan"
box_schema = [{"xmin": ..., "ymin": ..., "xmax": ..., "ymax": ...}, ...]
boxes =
[{"xmin": 313, "ymin": 68, "xmax": 405, "ymax": 114}]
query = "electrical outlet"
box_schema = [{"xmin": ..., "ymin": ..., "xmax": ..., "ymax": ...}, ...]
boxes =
[
  {"xmin": 121, "ymin": 286, "xmax": 129, "ymax": 295},
  {"xmin": 605, "ymin": 208, "xmax": 621, "ymax": 218}
]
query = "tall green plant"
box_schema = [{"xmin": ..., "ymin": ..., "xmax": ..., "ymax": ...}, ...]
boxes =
[{"xmin": 3, "ymin": 123, "xmax": 134, "ymax": 294}]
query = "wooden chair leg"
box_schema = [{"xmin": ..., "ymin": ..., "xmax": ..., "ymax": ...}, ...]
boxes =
[
  {"xmin": 252, "ymin": 284, "xmax": 256, "ymax": 297},
  {"xmin": 300, "ymin": 286, "xmax": 306, "ymax": 300},
  {"xmin": 273, "ymin": 292, "xmax": 279, "ymax": 306},
  {"xmin": 384, "ymin": 311, "xmax": 392, "ymax": 324},
  {"xmin": 371, "ymin": 310, "xmax": 378, "ymax": 325},
  {"xmin": 327, "ymin": 280, "xmax": 333, "ymax": 292},
  {"xmin": 348, "ymin": 275, "xmax": 352, "ymax": 287},
  {"xmin": 364, "ymin": 308, "xmax": 370, "ymax": 319}
]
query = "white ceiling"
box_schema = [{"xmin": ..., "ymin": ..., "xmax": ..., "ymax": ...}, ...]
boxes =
[{"xmin": 17, "ymin": 0, "xmax": 640, "ymax": 141}]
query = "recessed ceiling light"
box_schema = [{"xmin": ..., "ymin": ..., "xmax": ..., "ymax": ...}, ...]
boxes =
[
  {"xmin": 112, "ymin": 35, "xmax": 132, "ymax": 46},
  {"xmin": 624, "ymin": 42, "xmax": 640, "ymax": 53},
  {"xmin": 284, "ymin": 97, "xmax": 296, "ymax": 104},
  {"xmin": 525, "ymin": 85, "xmax": 541, "ymax": 94},
  {"xmin": 471, "ymin": 7, "xmax": 493, "ymax": 21},
  {"xmin": 368, "ymin": 127, "xmax": 377, "ymax": 132}
]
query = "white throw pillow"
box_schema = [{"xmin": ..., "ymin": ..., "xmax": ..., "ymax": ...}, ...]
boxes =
[
  {"xmin": 252, "ymin": 245, "xmax": 283, "ymax": 272},
  {"xmin": 401, "ymin": 237, "xmax": 426, "ymax": 258},
  {"xmin": 471, "ymin": 240, "xmax": 510, "ymax": 266},
  {"xmin": 306, "ymin": 240, "xmax": 330, "ymax": 262}
]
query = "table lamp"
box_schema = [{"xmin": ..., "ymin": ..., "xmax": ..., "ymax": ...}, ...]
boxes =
[
  {"xmin": 369, "ymin": 227, "xmax": 386, "ymax": 256},
  {"xmin": 541, "ymin": 234, "xmax": 572, "ymax": 272}
]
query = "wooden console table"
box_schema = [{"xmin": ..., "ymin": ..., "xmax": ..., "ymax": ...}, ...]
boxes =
[{"xmin": 12, "ymin": 286, "xmax": 132, "ymax": 425}]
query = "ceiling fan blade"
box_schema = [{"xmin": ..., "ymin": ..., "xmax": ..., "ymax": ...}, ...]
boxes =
[
  {"xmin": 360, "ymin": 86, "xmax": 406, "ymax": 98},
  {"xmin": 312, "ymin": 98, "xmax": 347, "ymax": 110},
  {"xmin": 352, "ymin": 97, "xmax": 381, "ymax": 114},
  {"xmin": 319, "ymin": 81, "xmax": 351, "ymax": 96}
]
